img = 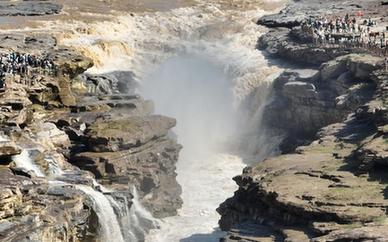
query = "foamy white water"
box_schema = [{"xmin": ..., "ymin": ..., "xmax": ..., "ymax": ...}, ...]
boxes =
[
  {"xmin": 13, "ymin": 149, "xmax": 45, "ymax": 177},
  {"xmin": 41, "ymin": 1, "xmax": 286, "ymax": 241},
  {"xmin": 141, "ymin": 55, "xmax": 259, "ymax": 242},
  {"xmin": 108, "ymin": 187, "xmax": 158, "ymax": 242},
  {"xmin": 56, "ymin": 1, "xmax": 282, "ymax": 101},
  {"xmin": 147, "ymin": 154, "xmax": 245, "ymax": 242},
  {"xmin": 77, "ymin": 185, "xmax": 125, "ymax": 242}
]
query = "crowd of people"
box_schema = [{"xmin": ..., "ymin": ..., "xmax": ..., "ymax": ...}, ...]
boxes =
[
  {"xmin": 301, "ymin": 13, "xmax": 387, "ymax": 56},
  {"xmin": 0, "ymin": 52, "xmax": 56, "ymax": 88}
]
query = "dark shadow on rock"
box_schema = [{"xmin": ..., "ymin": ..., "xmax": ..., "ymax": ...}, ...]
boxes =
[
  {"xmin": 366, "ymin": 167, "xmax": 388, "ymax": 200},
  {"xmin": 333, "ymin": 118, "xmax": 377, "ymax": 145},
  {"xmin": 337, "ymin": 119, "xmax": 377, "ymax": 174},
  {"xmin": 180, "ymin": 229, "xmax": 225, "ymax": 242}
]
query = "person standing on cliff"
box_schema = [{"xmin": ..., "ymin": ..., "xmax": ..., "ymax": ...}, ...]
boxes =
[{"xmin": 385, "ymin": 57, "xmax": 388, "ymax": 72}]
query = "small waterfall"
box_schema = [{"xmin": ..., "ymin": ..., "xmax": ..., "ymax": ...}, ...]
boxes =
[
  {"xmin": 129, "ymin": 188, "xmax": 158, "ymax": 239},
  {"xmin": 12, "ymin": 149, "xmax": 45, "ymax": 177},
  {"xmin": 0, "ymin": 135, "xmax": 9, "ymax": 142},
  {"xmin": 45, "ymin": 154, "xmax": 64, "ymax": 176},
  {"xmin": 12, "ymin": 146, "xmax": 155, "ymax": 242},
  {"xmin": 76, "ymin": 185, "xmax": 125, "ymax": 242},
  {"xmin": 108, "ymin": 187, "xmax": 158, "ymax": 242}
]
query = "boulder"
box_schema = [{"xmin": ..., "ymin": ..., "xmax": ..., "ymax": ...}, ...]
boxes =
[
  {"xmin": 48, "ymin": 48, "xmax": 94, "ymax": 78},
  {"xmin": 85, "ymin": 115, "xmax": 176, "ymax": 152},
  {"xmin": 76, "ymin": 71, "xmax": 138, "ymax": 96},
  {"xmin": 35, "ymin": 122, "xmax": 71, "ymax": 149},
  {"xmin": 345, "ymin": 54, "xmax": 383, "ymax": 80},
  {"xmin": 320, "ymin": 58, "xmax": 348, "ymax": 81},
  {"xmin": 0, "ymin": 138, "xmax": 21, "ymax": 158}
]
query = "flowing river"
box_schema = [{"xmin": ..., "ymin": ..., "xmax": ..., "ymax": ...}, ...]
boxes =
[{"xmin": 42, "ymin": 0, "xmax": 287, "ymax": 241}]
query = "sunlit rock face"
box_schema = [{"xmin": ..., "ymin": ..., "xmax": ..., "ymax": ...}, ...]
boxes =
[
  {"xmin": 217, "ymin": 0, "xmax": 388, "ymax": 241},
  {"xmin": 11, "ymin": 0, "xmax": 388, "ymax": 242},
  {"xmin": 50, "ymin": 1, "xmax": 286, "ymax": 241}
]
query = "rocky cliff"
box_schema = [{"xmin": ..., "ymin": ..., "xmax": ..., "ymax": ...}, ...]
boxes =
[
  {"xmin": 218, "ymin": 0, "xmax": 388, "ymax": 241},
  {"xmin": 0, "ymin": 32, "xmax": 182, "ymax": 241}
]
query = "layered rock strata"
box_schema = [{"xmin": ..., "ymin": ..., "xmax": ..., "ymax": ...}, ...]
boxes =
[
  {"xmin": 0, "ymin": 32, "xmax": 182, "ymax": 241},
  {"xmin": 218, "ymin": 0, "xmax": 388, "ymax": 241}
]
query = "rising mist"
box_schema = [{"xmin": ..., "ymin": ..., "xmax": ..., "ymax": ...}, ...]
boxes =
[{"xmin": 141, "ymin": 54, "xmax": 238, "ymax": 158}]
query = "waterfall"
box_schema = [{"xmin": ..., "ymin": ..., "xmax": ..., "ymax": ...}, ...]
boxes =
[
  {"xmin": 45, "ymin": 154, "xmax": 65, "ymax": 176},
  {"xmin": 108, "ymin": 187, "xmax": 158, "ymax": 242},
  {"xmin": 50, "ymin": 179, "xmax": 146, "ymax": 242},
  {"xmin": 12, "ymin": 148, "xmax": 138, "ymax": 242},
  {"xmin": 76, "ymin": 185, "xmax": 125, "ymax": 242},
  {"xmin": 35, "ymin": 1, "xmax": 288, "ymax": 241},
  {"xmin": 128, "ymin": 187, "xmax": 158, "ymax": 238},
  {"xmin": 12, "ymin": 149, "xmax": 45, "ymax": 177}
]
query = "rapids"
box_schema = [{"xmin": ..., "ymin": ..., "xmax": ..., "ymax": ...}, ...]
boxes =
[
  {"xmin": 141, "ymin": 55, "xmax": 245, "ymax": 241},
  {"xmin": 35, "ymin": 0, "xmax": 287, "ymax": 241}
]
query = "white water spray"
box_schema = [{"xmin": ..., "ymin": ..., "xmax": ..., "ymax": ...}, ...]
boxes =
[
  {"xmin": 141, "ymin": 55, "xmax": 248, "ymax": 242},
  {"xmin": 13, "ymin": 149, "xmax": 131, "ymax": 242},
  {"xmin": 13, "ymin": 149, "xmax": 45, "ymax": 177},
  {"xmin": 38, "ymin": 1, "xmax": 286, "ymax": 241},
  {"xmin": 108, "ymin": 187, "xmax": 158, "ymax": 241},
  {"xmin": 76, "ymin": 185, "xmax": 125, "ymax": 242}
]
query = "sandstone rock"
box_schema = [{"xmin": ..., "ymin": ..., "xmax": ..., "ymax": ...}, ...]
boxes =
[
  {"xmin": 85, "ymin": 115, "xmax": 176, "ymax": 152},
  {"xmin": 282, "ymin": 229, "xmax": 310, "ymax": 242},
  {"xmin": 257, "ymin": 0, "xmax": 379, "ymax": 30},
  {"xmin": 58, "ymin": 77, "xmax": 76, "ymax": 106},
  {"xmin": 0, "ymin": 1, "xmax": 63, "ymax": 16},
  {"xmin": 221, "ymin": 223, "xmax": 282, "ymax": 242},
  {"xmin": 0, "ymin": 32, "xmax": 183, "ymax": 241},
  {"xmin": 48, "ymin": 47, "xmax": 94, "ymax": 78},
  {"xmin": 0, "ymin": 168, "xmax": 96, "ymax": 241},
  {"xmin": 313, "ymin": 225, "xmax": 388, "ymax": 242},
  {"xmin": 76, "ymin": 71, "xmax": 137, "ymax": 96},
  {"xmin": 221, "ymin": 68, "xmax": 388, "ymax": 242},
  {"xmin": 35, "ymin": 122, "xmax": 71, "ymax": 149},
  {"xmin": 71, "ymin": 135, "xmax": 182, "ymax": 218},
  {"xmin": 258, "ymin": 28, "xmax": 359, "ymax": 65},
  {"xmin": 225, "ymin": 1, "xmax": 388, "ymax": 241},
  {"xmin": 330, "ymin": 71, "xmax": 353, "ymax": 95},
  {"xmin": 0, "ymin": 140, "xmax": 21, "ymax": 158},
  {"xmin": 0, "ymin": 187, "xmax": 22, "ymax": 219},
  {"xmin": 320, "ymin": 59, "xmax": 348, "ymax": 81},
  {"xmin": 218, "ymin": 135, "xmax": 388, "ymax": 238},
  {"xmin": 345, "ymin": 54, "xmax": 383, "ymax": 80},
  {"xmin": 355, "ymin": 135, "xmax": 388, "ymax": 169},
  {"xmin": 264, "ymin": 54, "xmax": 378, "ymax": 139}
]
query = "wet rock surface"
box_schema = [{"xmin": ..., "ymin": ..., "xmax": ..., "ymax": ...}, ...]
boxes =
[{"xmin": 219, "ymin": 0, "xmax": 388, "ymax": 241}]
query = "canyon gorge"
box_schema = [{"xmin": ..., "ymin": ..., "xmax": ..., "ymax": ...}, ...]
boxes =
[{"xmin": 0, "ymin": 0, "xmax": 387, "ymax": 242}]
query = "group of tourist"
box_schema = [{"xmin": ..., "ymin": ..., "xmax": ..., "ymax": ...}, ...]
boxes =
[
  {"xmin": 301, "ymin": 13, "xmax": 387, "ymax": 56},
  {"xmin": 0, "ymin": 52, "xmax": 57, "ymax": 89},
  {"xmin": 0, "ymin": 52, "xmax": 56, "ymax": 80}
]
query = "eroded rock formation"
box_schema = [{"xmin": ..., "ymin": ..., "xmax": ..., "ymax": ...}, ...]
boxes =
[
  {"xmin": 218, "ymin": 0, "xmax": 388, "ymax": 241},
  {"xmin": 0, "ymin": 32, "xmax": 182, "ymax": 241}
]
